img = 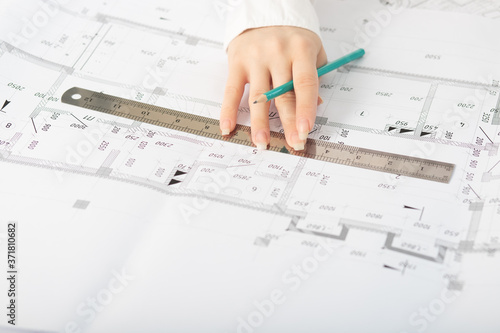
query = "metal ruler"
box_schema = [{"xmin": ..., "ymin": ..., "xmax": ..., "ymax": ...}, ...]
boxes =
[{"xmin": 61, "ymin": 87, "xmax": 454, "ymax": 183}]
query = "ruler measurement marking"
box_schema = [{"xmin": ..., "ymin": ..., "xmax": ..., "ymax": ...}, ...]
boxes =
[{"xmin": 62, "ymin": 87, "xmax": 454, "ymax": 183}]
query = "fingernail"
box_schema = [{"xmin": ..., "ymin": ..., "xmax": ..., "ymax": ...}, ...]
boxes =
[
  {"xmin": 255, "ymin": 130, "xmax": 268, "ymax": 150},
  {"xmin": 298, "ymin": 119, "xmax": 310, "ymax": 141},
  {"xmin": 290, "ymin": 132, "xmax": 305, "ymax": 151},
  {"xmin": 221, "ymin": 120, "xmax": 231, "ymax": 135},
  {"xmin": 318, "ymin": 96, "xmax": 324, "ymax": 105},
  {"xmin": 293, "ymin": 142, "xmax": 305, "ymax": 151}
]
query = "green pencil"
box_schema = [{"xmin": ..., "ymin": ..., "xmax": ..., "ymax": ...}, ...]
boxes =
[{"xmin": 253, "ymin": 48, "xmax": 365, "ymax": 104}]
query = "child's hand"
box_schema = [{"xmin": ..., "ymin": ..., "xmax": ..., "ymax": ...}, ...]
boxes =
[{"xmin": 220, "ymin": 26, "xmax": 327, "ymax": 150}]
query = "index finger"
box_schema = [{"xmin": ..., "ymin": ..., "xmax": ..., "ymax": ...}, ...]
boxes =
[
  {"xmin": 220, "ymin": 64, "xmax": 247, "ymax": 135},
  {"xmin": 292, "ymin": 57, "xmax": 319, "ymax": 141}
]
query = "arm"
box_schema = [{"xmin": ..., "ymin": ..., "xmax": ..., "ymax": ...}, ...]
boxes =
[{"xmin": 220, "ymin": 0, "xmax": 327, "ymax": 150}]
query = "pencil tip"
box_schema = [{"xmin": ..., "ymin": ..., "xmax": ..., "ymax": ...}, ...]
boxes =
[{"xmin": 253, "ymin": 95, "xmax": 268, "ymax": 104}]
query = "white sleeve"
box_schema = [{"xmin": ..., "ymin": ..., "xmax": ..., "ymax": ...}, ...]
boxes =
[{"xmin": 224, "ymin": 0, "xmax": 321, "ymax": 51}]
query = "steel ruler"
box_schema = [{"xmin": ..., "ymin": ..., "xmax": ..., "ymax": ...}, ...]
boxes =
[{"xmin": 61, "ymin": 87, "xmax": 454, "ymax": 183}]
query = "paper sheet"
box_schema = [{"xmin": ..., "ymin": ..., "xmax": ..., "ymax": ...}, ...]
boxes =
[{"xmin": 0, "ymin": 0, "xmax": 499, "ymax": 332}]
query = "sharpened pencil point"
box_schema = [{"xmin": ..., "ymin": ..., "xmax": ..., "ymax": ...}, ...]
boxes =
[{"xmin": 253, "ymin": 94, "xmax": 269, "ymax": 104}]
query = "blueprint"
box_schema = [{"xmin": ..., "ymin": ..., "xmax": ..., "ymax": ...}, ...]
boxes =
[
  {"xmin": 0, "ymin": 0, "xmax": 499, "ymax": 332},
  {"xmin": 410, "ymin": 0, "xmax": 500, "ymax": 17}
]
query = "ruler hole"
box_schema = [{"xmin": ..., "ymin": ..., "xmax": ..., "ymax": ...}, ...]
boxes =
[{"xmin": 71, "ymin": 94, "xmax": 82, "ymax": 100}]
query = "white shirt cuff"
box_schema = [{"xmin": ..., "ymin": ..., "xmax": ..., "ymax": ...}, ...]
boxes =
[{"xmin": 224, "ymin": 0, "xmax": 321, "ymax": 51}]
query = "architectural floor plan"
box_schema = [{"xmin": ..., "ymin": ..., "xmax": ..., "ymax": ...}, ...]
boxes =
[{"xmin": 0, "ymin": 0, "xmax": 499, "ymax": 332}]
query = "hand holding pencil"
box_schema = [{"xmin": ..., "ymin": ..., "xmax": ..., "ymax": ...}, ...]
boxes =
[
  {"xmin": 220, "ymin": 26, "xmax": 327, "ymax": 151},
  {"xmin": 253, "ymin": 48, "xmax": 365, "ymax": 105},
  {"xmin": 220, "ymin": 26, "xmax": 364, "ymax": 151}
]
